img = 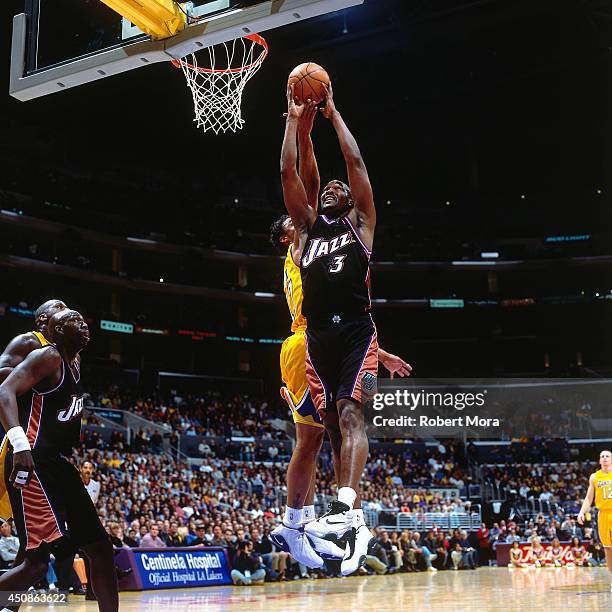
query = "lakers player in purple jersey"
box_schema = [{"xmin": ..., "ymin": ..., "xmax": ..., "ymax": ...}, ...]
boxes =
[
  {"xmin": 0, "ymin": 310, "xmax": 118, "ymax": 612},
  {"xmin": 281, "ymin": 83, "xmax": 382, "ymax": 574}
]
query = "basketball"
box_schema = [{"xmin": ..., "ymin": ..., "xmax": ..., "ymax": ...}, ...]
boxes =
[{"xmin": 287, "ymin": 62, "xmax": 330, "ymax": 103}]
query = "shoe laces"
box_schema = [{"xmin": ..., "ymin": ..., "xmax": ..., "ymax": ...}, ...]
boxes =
[{"xmin": 319, "ymin": 500, "xmax": 350, "ymax": 519}]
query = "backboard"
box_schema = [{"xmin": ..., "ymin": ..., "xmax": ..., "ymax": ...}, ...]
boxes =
[{"xmin": 10, "ymin": 0, "xmax": 364, "ymax": 101}]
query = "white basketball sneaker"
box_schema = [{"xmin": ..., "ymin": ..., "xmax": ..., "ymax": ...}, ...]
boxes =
[
  {"xmin": 340, "ymin": 525, "xmax": 376, "ymax": 576},
  {"xmin": 304, "ymin": 501, "xmax": 353, "ymax": 542},
  {"xmin": 308, "ymin": 535, "xmax": 346, "ymax": 560},
  {"xmin": 269, "ymin": 524, "xmax": 324, "ymax": 569}
]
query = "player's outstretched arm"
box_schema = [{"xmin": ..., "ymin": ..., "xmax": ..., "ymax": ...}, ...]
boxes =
[
  {"xmin": 577, "ymin": 473, "xmax": 596, "ymax": 524},
  {"xmin": 298, "ymin": 100, "xmax": 321, "ymax": 209},
  {"xmin": 321, "ymin": 84, "xmax": 376, "ymax": 233},
  {"xmin": 0, "ymin": 334, "xmax": 41, "ymax": 383},
  {"xmin": 281, "ymin": 86, "xmax": 316, "ymax": 231}
]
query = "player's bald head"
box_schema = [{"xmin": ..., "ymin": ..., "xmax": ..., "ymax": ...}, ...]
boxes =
[
  {"xmin": 34, "ymin": 299, "xmax": 68, "ymax": 331},
  {"xmin": 47, "ymin": 310, "xmax": 89, "ymax": 350}
]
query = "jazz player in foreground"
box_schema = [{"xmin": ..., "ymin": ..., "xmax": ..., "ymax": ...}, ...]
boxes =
[
  {"xmin": 269, "ymin": 102, "xmax": 411, "ymax": 568},
  {"xmin": 578, "ymin": 449, "xmax": 612, "ymax": 591},
  {"xmin": 0, "ymin": 310, "xmax": 118, "ymax": 612},
  {"xmin": 280, "ymin": 83, "xmax": 382, "ymax": 574}
]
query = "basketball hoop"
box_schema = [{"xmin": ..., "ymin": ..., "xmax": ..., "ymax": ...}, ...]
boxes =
[{"xmin": 171, "ymin": 34, "xmax": 268, "ymax": 134}]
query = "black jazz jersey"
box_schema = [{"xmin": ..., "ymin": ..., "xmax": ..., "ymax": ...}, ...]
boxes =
[
  {"xmin": 301, "ymin": 214, "xmax": 372, "ymax": 322},
  {"xmin": 17, "ymin": 346, "xmax": 84, "ymax": 458}
]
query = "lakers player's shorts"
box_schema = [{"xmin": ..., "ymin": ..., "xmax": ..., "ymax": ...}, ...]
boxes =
[
  {"xmin": 305, "ymin": 314, "xmax": 378, "ymax": 421},
  {"xmin": 598, "ymin": 510, "xmax": 612, "ymax": 547},
  {"xmin": 5, "ymin": 450, "xmax": 108, "ymax": 552},
  {"xmin": 280, "ymin": 330, "xmax": 323, "ymax": 428}
]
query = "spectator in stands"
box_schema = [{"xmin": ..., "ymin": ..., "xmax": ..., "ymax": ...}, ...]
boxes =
[
  {"xmin": 107, "ymin": 523, "xmax": 129, "ymax": 549},
  {"xmin": 477, "ymin": 522, "xmax": 491, "ymax": 565},
  {"xmin": 377, "ymin": 530, "xmax": 401, "ymax": 573},
  {"xmin": 450, "ymin": 542, "xmax": 464, "ymax": 570},
  {"xmin": 139, "ymin": 524, "xmax": 166, "ymax": 548},
  {"xmin": 412, "ymin": 531, "xmax": 438, "ymax": 572},
  {"xmin": 231, "ymin": 540, "xmax": 266, "ymax": 585},
  {"xmin": 561, "ymin": 518, "xmax": 582, "ymax": 541},
  {"xmin": 186, "ymin": 523, "xmax": 207, "ymax": 546},
  {"xmin": 208, "ymin": 525, "xmax": 224, "ymax": 547},
  {"xmin": 365, "ymin": 530, "xmax": 391, "ymax": 575},
  {"xmin": 267, "ymin": 444, "xmax": 279, "ymax": 462},
  {"xmin": 432, "ymin": 532, "xmax": 449, "ymax": 569},
  {"xmin": 250, "ymin": 527, "xmax": 280, "ymax": 580},
  {"xmin": 587, "ymin": 539, "xmax": 606, "ymax": 566},
  {"xmin": 505, "ymin": 528, "xmax": 520, "ymax": 544},
  {"xmin": 460, "ymin": 530, "xmax": 478, "ymax": 569},
  {"xmin": 0, "ymin": 521, "xmax": 19, "ymax": 569},
  {"xmin": 165, "ymin": 522, "xmax": 184, "ymax": 547},
  {"xmin": 151, "ymin": 431, "xmax": 163, "ymax": 454},
  {"xmin": 124, "ymin": 529, "xmax": 139, "ymax": 548}
]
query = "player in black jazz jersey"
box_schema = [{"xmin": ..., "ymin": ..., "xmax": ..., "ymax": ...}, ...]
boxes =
[
  {"xmin": 280, "ymin": 83, "xmax": 379, "ymax": 575},
  {"xmin": 0, "ymin": 310, "xmax": 118, "ymax": 612}
]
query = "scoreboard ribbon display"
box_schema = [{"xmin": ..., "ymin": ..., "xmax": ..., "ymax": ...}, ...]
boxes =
[{"xmin": 127, "ymin": 548, "xmax": 232, "ymax": 589}]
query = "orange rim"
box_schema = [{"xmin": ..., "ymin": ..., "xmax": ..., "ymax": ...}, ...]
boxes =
[{"xmin": 171, "ymin": 34, "xmax": 268, "ymax": 74}]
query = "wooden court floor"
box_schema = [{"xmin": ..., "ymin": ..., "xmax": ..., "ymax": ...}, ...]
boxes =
[{"xmin": 68, "ymin": 567, "xmax": 610, "ymax": 611}]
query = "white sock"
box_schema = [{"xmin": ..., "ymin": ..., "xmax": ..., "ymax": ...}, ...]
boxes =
[
  {"xmin": 337, "ymin": 487, "xmax": 357, "ymax": 510},
  {"xmin": 353, "ymin": 509, "xmax": 365, "ymax": 528},
  {"xmin": 284, "ymin": 506, "xmax": 303, "ymax": 528},
  {"xmin": 303, "ymin": 505, "xmax": 316, "ymax": 523}
]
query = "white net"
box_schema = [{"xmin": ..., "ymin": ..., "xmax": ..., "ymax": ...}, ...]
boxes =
[{"xmin": 173, "ymin": 35, "xmax": 268, "ymax": 135}]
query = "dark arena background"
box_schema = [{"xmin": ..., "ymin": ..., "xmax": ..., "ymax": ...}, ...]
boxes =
[{"xmin": 1, "ymin": 0, "xmax": 612, "ymax": 610}]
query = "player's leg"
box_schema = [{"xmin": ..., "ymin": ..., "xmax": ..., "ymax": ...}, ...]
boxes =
[
  {"xmin": 80, "ymin": 539, "xmax": 118, "ymax": 612},
  {"xmin": 0, "ymin": 548, "xmax": 49, "ymax": 592},
  {"xmin": 286, "ymin": 420, "xmax": 324, "ymax": 510},
  {"xmin": 270, "ymin": 332, "xmax": 329, "ymax": 567},
  {"xmin": 58, "ymin": 460, "xmax": 118, "ymax": 612},
  {"xmin": 326, "ymin": 316, "xmax": 378, "ymax": 574}
]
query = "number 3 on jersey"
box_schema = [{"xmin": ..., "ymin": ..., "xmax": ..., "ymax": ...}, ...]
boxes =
[{"xmin": 329, "ymin": 255, "xmax": 347, "ymax": 274}]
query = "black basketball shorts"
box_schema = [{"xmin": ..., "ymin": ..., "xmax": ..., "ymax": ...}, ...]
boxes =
[
  {"xmin": 5, "ymin": 451, "xmax": 108, "ymax": 552},
  {"xmin": 305, "ymin": 314, "xmax": 378, "ymax": 420}
]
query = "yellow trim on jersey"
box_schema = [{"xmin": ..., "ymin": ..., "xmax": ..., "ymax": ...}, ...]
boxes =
[
  {"xmin": 0, "ymin": 330, "xmax": 49, "ymax": 522},
  {"xmin": 594, "ymin": 469, "xmax": 612, "ymax": 512},
  {"xmin": 31, "ymin": 331, "xmax": 51, "ymax": 347},
  {"xmin": 284, "ymin": 246, "xmax": 307, "ymax": 333}
]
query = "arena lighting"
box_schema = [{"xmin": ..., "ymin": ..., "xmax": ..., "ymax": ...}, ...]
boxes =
[
  {"xmin": 254, "ymin": 292, "xmax": 276, "ymax": 298},
  {"xmin": 177, "ymin": 329, "xmax": 217, "ymax": 340},
  {"xmin": 127, "ymin": 237, "xmax": 158, "ymax": 244},
  {"xmin": 135, "ymin": 326, "xmax": 170, "ymax": 335},
  {"xmin": 429, "ymin": 299, "xmax": 465, "ymax": 308},
  {"xmin": 100, "ymin": 320, "xmax": 134, "ymax": 334},
  {"xmin": 8, "ymin": 306, "xmax": 34, "ymax": 317},
  {"xmin": 480, "ymin": 252, "xmax": 499, "ymax": 259},
  {"xmin": 545, "ymin": 234, "xmax": 590, "ymax": 242}
]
